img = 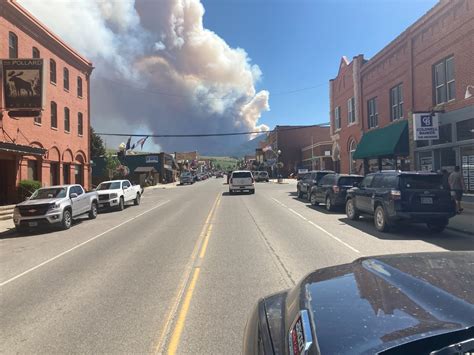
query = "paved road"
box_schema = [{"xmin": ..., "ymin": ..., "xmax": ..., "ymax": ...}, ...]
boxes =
[{"xmin": 1, "ymin": 179, "xmax": 473, "ymax": 354}]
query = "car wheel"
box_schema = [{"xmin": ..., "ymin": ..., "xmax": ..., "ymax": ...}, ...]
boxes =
[
  {"xmin": 118, "ymin": 197, "xmax": 124, "ymax": 211},
  {"xmin": 325, "ymin": 196, "xmax": 333, "ymax": 211},
  {"xmin": 310, "ymin": 192, "xmax": 318, "ymax": 206},
  {"xmin": 297, "ymin": 188, "xmax": 303, "ymax": 198},
  {"xmin": 426, "ymin": 222, "xmax": 447, "ymax": 233},
  {"xmin": 61, "ymin": 209, "xmax": 72, "ymax": 230},
  {"xmin": 250, "ymin": 189, "xmax": 255, "ymax": 194},
  {"xmin": 88, "ymin": 202, "xmax": 98, "ymax": 219},
  {"xmin": 134, "ymin": 193, "xmax": 141, "ymax": 206},
  {"xmin": 229, "ymin": 189, "xmax": 233, "ymax": 195},
  {"xmin": 346, "ymin": 199, "xmax": 359, "ymax": 220},
  {"xmin": 374, "ymin": 205, "xmax": 390, "ymax": 232}
]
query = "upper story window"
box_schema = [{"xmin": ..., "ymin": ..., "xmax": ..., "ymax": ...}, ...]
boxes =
[
  {"xmin": 78, "ymin": 112, "xmax": 83, "ymax": 136},
  {"xmin": 32, "ymin": 47, "xmax": 40, "ymax": 58},
  {"xmin": 367, "ymin": 97, "xmax": 378, "ymax": 129},
  {"xmin": 347, "ymin": 97, "xmax": 355, "ymax": 124},
  {"xmin": 51, "ymin": 101, "xmax": 58, "ymax": 128},
  {"xmin": 9, "ymin": 32, "xmax": 18, "ymax": 58},
  {"xmin": 434, "ymin": 56, "xmax": 455, "ymax": 105},
  {"xmin": 77, "ymin": 77, "xmax": 83, "ymax": 97},
  {"xmin": 334, "ymin": 106, "xmax": 341, "ymax": 130},
  {"xmin": 63, "ymin": 68, "xmax": 69, "ymax": 90},
  {"xmin": 50, "ymin": 59, "xmax": 57, "ymax": 84},
  {"xmin": 390, "ymin": 84, "xmax": 403, "ymax": 120},
  {"xmin": 64, "ymin": 107, "xmax": 70, "ymax": 132}
]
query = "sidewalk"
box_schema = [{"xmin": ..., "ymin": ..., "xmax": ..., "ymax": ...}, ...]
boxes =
[
  {"xmin": 0, "ymin": 218, "xmax": 15, "ymax": 236},
  {"xmin": 144, "ymin": 181, "xmax": 180, "ymax": 190},
  {"xmin": 447, "ymin": 200, "xmax": 474, "ymax": 235}
]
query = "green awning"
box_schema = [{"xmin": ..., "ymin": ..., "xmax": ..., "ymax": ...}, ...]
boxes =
[{"xmin": 353, "ymin": 120, "xmax": 409, "ymax": 160}]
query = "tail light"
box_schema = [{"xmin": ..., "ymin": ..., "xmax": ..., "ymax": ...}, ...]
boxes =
[
  {"xmin": 332, "ymin": 185, "xmax": 340, "ymax": 193},
  {"xmin": 390, "ymin": 190, "xmax": 401, "ymax": 200}
]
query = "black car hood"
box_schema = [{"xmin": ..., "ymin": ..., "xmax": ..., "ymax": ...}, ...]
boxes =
[{"xmin": 290, "ymin": 252, "xmax": 474, "ymax": 354}]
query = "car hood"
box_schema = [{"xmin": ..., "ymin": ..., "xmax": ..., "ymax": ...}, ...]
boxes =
[
  {"xmin": 284, "ymin": 252, "xmax": 474, "ymax": 354},
  {"xmin": 96, "ymin": 189, "xmax": 120, "ymax": 194},
  {"xmin": 16, "ymin": 198, "xmax": 64, "ymax": 206}
]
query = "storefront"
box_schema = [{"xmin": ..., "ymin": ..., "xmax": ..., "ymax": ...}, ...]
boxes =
[
  {"xmin": 414, "ymin": 106, "xmax": 474, "ymax": 192},
  {"xmin": 353, "ymin": 120, "xmax": 410, "ymax": 173}
]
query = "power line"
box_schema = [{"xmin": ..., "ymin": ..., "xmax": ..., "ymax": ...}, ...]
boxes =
[{"xmin": 95, "ymin": 123, "xmax": 330, "ymax": 138}]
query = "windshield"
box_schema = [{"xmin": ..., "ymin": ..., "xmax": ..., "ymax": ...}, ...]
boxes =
[
  {"xmin": 339, "ymin": 176, "xmax": 363, "ymax": 186},
  {"xmin": 97, "ymin": 182, "xmax": 121, "ymax": 190},
  {"xmin": 401, "ymin": 175, "xmax": 444, "ymax": 190},
  {"xmin": 30, "ymin": 188, "xmax": 67, "ymax": 200},
  {"xmin": 232, "ymin": 172, "xmax": 252, "ymax": 178}
]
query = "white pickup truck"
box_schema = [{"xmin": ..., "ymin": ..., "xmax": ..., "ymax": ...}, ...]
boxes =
[{"xmin": 96, "ymin": 180, "xmax": 142, "ymax": 211}]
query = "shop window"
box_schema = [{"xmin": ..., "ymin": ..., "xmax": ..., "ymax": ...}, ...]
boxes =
[
  {"xmin": 50, "ymin": 162, "xmax": 60, "ymax": 186},
  {"xmin": 27, "ymin": 160, "xmax": 38, "ymax": 181},
  {"xmin": 32, "ymin": 47, "xmax": 40, "ymax": 58},
  {"xmin": 63, "ymin": 67, "xmax": 69, "ymax": 90},
  {"xmin": 418, "ymin": 151, "xmax": 433, "ymax": 171},
  {"xmin": 75, "ymin": 165, "xmax": 83, "ymax": 186},
  {"xmin": 63, "ymin": 163, "xmax": 71, "ymax": 184},
  {"xmin": 456, "ymin": 118, "xmax": 474, "ymax": 141},
  {"xmin": 367, "ymin": 97, "xmax": 378, "ymax": 128},
  {"xmin": 416, "ymin": 140, "xmax": 429, "ymax": 148},
  {"xmin": 433, "ymin": 56, "xmax": 455, "ymax": 105},
  {"xmin": 390, "ymin": 84, "xmax": 403, "ymax": 120},
  {"xmin": 439, "ymin": 148, "xmax": 456, "ymax": 170},
  {"xmin": 461, "ymin": 145, "xmax": 474, "ymax": 192},
  {"xmin": 50, "ymin": 59, "xmax": 56, "ymax": 84},
  {"xmin": 432, "ymin": 124, "xmax": 452, "ymax": 145},
  {"xmin": 9, "ymin": 32, "xmax": 18, "ymax": 58}
]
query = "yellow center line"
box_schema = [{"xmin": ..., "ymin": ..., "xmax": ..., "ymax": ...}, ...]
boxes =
[
  {"xmin": 153, "ymin": 194, "xmax": 220, "ymax": 354},
  {"xmin": 198, "ymin": 224, "xmax": 213, "ymax": 259}
]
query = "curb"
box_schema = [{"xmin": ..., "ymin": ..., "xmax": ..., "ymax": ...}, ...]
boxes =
[{"xmin": 446, "ymin": 226, "xmax": 473, "ymax": 236}]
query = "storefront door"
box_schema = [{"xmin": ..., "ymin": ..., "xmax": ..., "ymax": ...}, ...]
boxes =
[
  {"xmin": 0, "ymin": 159, "xmax": 17, "ymax": 204},
  {"xmin": 63, "ymin": 163, "xmax": 71, "ymax": 184}
]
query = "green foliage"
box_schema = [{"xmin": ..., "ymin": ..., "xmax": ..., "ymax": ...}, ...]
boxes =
[
  {"xmin": 104, "ymin": 154, "xmax": 120, "ymax": 179},
  {"xmin": 91, "ymin": 127, "xmax": 106, "ymax": 157},
  {"xmin": 18, "ymin": 180, "xmax": 42, "ymax": 200}
]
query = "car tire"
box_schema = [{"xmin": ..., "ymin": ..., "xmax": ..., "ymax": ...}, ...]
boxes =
[
  {"xmin": 61, "ymin": 209, "xmax": 72, "ymax": 230},
  {"xmin": 346, "ymin": 199, "xmax": 359, "ymax": 220},
  {"xmin": 297, "ymin": 188, "xmax": 303, "ymax": 198},
  {"xmin": 134, "ymin": 193, "xmax": 141, "ymax": 206},
  {"xmin": 325, "ymin": 196, "xmax": 333, "ymax": 211},
  {"xmin": 118, "ymin": 197, "xmax": 125, "ymax": 211},
  {"xmin": 374, "ymin": 205, "xmax": 390, "ymax": 232},
  {"xmin": 229, "ymin": 189, "xmax": 233, "ymax": 195},
  {"xmin": 250, "ymin": 189, "xmax": 255, "ymax": 194},
  {"xmin": 310, "ymin": 192, "xmax": 318, "ymax": 206},
  {"xmin": 88, "ymin": 202, "xmax": 98, "ymax": 219},
  {"xmin": 426, "ymin": 222, "xmax": 447, "ymax": 233}
]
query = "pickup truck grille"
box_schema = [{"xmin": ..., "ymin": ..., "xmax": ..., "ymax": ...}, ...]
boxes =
[
  {"xmin": 19, "ymin": 204, "xmax": 51, "ymax": 216},
  {"xmin": 99, "ymin": 194, "xmax": 110, "ymax": 201}
]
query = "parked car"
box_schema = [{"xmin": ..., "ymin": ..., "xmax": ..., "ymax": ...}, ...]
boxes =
[
  {"xmin": 345, "ymin": 171, "xmax": 456, "ymax": 232},
  {"xmin": 255, "ymin": 171, "xmax": 269, "ymax": 182},
  {"xmin": 243, "ymin": 251, "xmax": 474, "ymax": 355},
  {"xmin": 13, "ymin": 184, "xmax": 99, "ymax": 232},
  {"xmin": 309, "ymin": 173, "xmax": 364, "ymax": 210},
  {"xmin": 96, "ymin": 179, "xmax": 142, "ymax": 210},
  {"xmin": 296, "ymin": 170, "xmax": 334, "ymax": 200},
  {"xmin": 229, "ymin": 170, "xmax": 255, "ymax": 194},
  {"xmin": 180, "ymin": 172, "xmax": 195, "ymax": 185},
  {"xmin": 215, "ymin": 172, "xmax": 224, "ymax": 178}
]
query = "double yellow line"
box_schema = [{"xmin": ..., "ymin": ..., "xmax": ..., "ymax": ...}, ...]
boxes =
[{"xmin": 154, "ymin": 194, "xmax": 221, "ymax": 354}]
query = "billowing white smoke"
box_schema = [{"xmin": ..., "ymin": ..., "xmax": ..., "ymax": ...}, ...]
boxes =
[{"xmin": 19, "ymin": 0, "xmax": 270, "ymax": 153}]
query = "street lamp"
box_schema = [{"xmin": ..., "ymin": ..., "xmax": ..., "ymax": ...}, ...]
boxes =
[{"xmin": 277, "ymin": 149, "xmax": 282, "ymax": 182}]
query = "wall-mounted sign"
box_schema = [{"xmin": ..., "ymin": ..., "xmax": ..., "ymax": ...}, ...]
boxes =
[
  {"xmin": 324, "ymin": 150, "xmax": 331, "ymax": 156},
  {"xmin": 2, "ymin": 59, "xmax": 44, "ymax": 111},
  {"xmin": 146, "ymin": 155, "xmax": 159, "ymax": 163},
  {"xmin": 413, "ymin": 113, "xmax": 439, "ymax": 140}
]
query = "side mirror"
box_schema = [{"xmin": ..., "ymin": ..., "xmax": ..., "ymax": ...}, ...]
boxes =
[{"xmin": 70, "ymin": 193, "xmax": 78, "ymax": 199}]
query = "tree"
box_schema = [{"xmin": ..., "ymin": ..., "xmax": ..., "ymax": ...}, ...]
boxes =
[
  {"xmin": 104, "ymin": 153, "xmax": 120, "ymax": 179},
  {"xmin": 91, "ymin": 127, "xmax": 106, "ymax": 157}
]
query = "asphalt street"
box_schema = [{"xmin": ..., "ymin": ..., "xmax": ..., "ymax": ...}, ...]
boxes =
[{"xmin": 1, "ymin": 178, "xmax": 473, "ymax": 354}]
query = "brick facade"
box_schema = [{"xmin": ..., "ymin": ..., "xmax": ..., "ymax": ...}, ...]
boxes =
[
  {"xmin": 0, "ymin": 0, "xmax": 93, "ymax": 204},
  {"xmin": 330, "ymin": 0, "xmax": 474, "ymax": 177}
]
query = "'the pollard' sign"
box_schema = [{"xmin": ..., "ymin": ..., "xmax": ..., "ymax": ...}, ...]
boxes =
[{"xmin": 413, "ymin": 113, "xmax": 439, "ymax": 140}]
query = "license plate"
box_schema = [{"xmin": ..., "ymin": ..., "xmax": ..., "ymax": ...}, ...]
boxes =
[
  {"xmin": 420, "ymin": 197, "xmax": 433, "ymax": 204},
  {"xmin": 28, "ymin": 221, "xmax": 38, "ymax": 227}
]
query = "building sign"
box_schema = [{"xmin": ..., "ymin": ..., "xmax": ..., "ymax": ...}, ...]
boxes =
[
  {"xmin": 1, "ymin": 59, "xmax": 44, "ymax": 110},
  {"xmin": 146, "ymin": 155, "xmax": 159, "ymax": 164},
  {"xmin": 420, "ymin": 156, "xmax": 433, "ymax": 171},
  {"xmin": 324, "ymin": 150, "xmax": 331, "ymax": 156},
  {"xmin": 298, "ymin": 169, "xmax": 308, "ymax": 174},
  {"xmin": 413, "ymin": 113, "xmax": 439, "ymax": 140}
]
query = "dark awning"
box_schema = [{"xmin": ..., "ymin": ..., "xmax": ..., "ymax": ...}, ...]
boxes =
[
  {"xmin": 134, "ymin": 166, "xmax": 157, "ymax": 173},
  {"xmin": 0, "ymin": 142, "xmax": 46, "ymax": 156},
  {"xmin": 353, "ymin": 120, "xmax": 409, "ymax": 160}
]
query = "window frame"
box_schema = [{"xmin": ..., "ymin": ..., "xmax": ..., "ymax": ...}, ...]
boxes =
[
  {"xmin": 433, "ymin": 56, "xmax": 455, "ymax": 105},
  {"xmin": 367, "ymin": 97, "xmax": 378, "ymax": 129},
  {"xmin": 32, "ymin": 47, "xmax": 40, "ymax": 58},
  {"xmin": 9, "ymin": 32, "xmax": 18, "ymax": 58},
  {"xmin": 64, "ymin": 107, "xmax": 70, "ymax": 133},
  {"xmin": 390, "ymin": 84, "xmax": 403, "ymax": 121},
  {"xmin": 51, "ymin": 101, "xmax": 58, "ymax": 129},
  {"xmin": 334, "ymin": 106, "xmax": 341, "ymax": 130},
  {"xmin": 50, "ymin": 59, "xmax": 57, "ymax": 84},
  {"xmin": 78, "ymin": 112, "xmax": 83, "ymax": 136},
  {"xmin": 63, "ymin": 67, "xmax": 69, "ymax": 91},
  {"xmin": 77, "ymin": 76, "xmax": 83, "ymax": 98},
  {"xmin": 347, "ymin": 97, "xmax": 355, "ymax": 124}
]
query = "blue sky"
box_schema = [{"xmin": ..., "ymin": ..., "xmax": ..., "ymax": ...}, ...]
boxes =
[{"xmin": 202, "ymin": 0, "xmax": 438, "ymax": 128}]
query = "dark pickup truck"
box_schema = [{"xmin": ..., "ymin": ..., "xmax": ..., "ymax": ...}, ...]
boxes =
[{"xmin": 345, "ymin": 171, "xmax": 456, "ymax": 232}]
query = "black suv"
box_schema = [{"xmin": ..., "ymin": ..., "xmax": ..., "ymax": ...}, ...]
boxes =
[
  {"xmin": 345, "ymin": 171, "xmax": 456, "ymax": 232},
  {"xmin": 309, "ymin": 174, "xmax": 364, "ymax": 211},
  {"xmin": 297, "ymin": 170, "xmax": 334, "ymax": 200}
]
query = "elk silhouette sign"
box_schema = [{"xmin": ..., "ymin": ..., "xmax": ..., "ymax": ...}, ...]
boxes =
[{"xmin": 2, "ymin": 59, "xmax": 43, "ymax": 110}]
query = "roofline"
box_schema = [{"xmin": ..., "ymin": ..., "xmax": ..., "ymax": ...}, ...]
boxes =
[
  {"xmin": 301, "ymin": 140, "xmax": 333, "ymax": 151},
  {"xmin": 8, "ymin": 0, "xmax": 93, "ymax": 70}
]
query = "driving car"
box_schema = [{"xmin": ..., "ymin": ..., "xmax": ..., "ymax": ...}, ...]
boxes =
[
  {"xmin": 255, "ymin": 171, "xmax": 269, "ymax": 182},
  {"xmin": 229, "ymin": 170, "xmax": 255, "ymax": 194},
  {"xmin": 345, "ymin": 171, "xmax": 456, "ymax": 232},
  {"xmin": 309, "ymin": 173, "xmax": 363, "ymax": 211},
  {"xmin": 296, "ymin": 170, "xmax": 334, "ymax": 200},
  {"xmin": 180, "ymin": 172, "xmax": 195, "ymax": 185},
  {"xmin": 243, "ymin": 251, "xmax": 474, "ymax": 355}
]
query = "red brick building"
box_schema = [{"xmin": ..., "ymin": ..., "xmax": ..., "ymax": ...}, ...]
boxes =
[
  {"xmin": 0, "ymin": 0, "xmax": 93, "ymax": 204},
  {"xmin": 330, "ymin": 0, "xmax": 474, "ymax": 187}
]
